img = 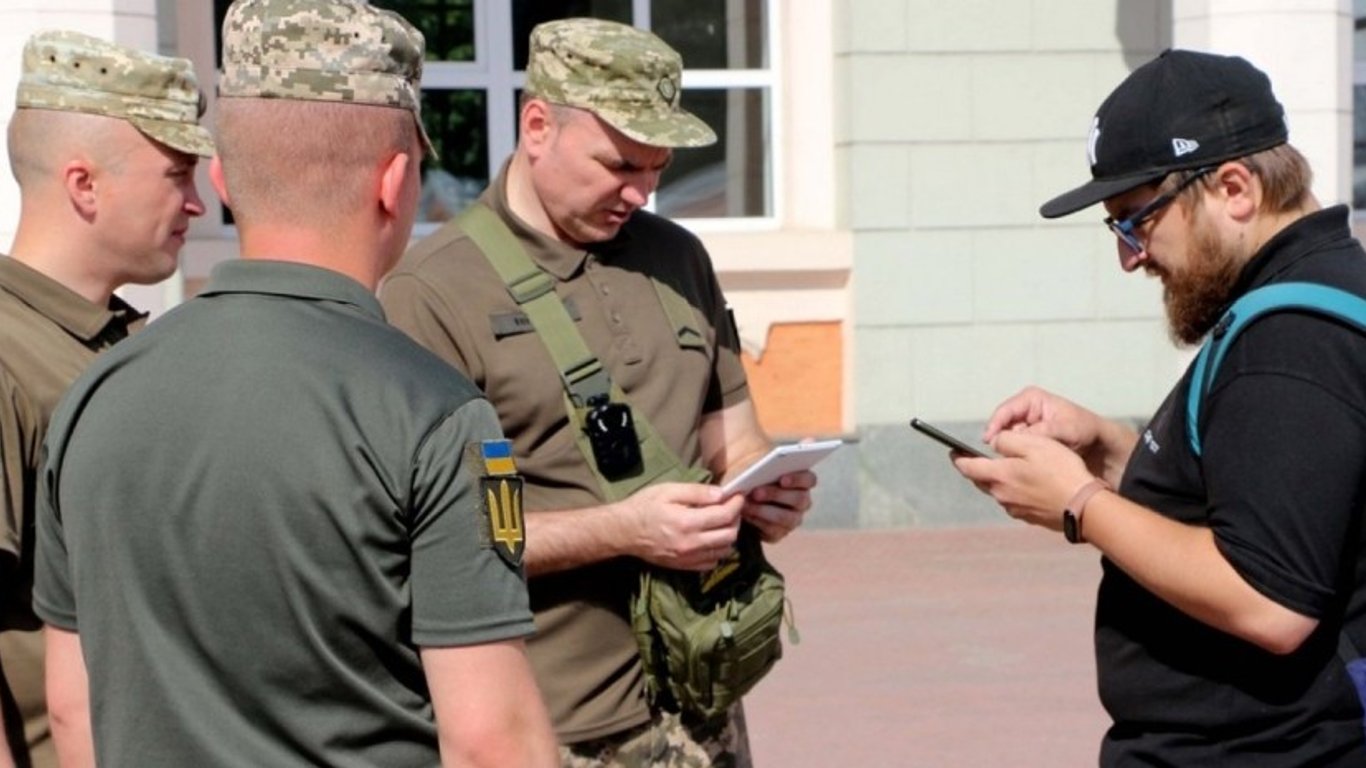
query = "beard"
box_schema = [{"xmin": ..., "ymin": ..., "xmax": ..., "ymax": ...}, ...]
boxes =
[{"xmin": 1161, "ymin": 219, "xmax": 1244, "ymax": 346}]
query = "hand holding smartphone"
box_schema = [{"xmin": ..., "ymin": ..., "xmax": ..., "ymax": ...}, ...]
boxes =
[{"xmin": 909, "ymin": 418, "xmax": 993, "ymax": 458}]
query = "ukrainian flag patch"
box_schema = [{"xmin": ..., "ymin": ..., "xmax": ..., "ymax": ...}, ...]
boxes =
[
  {"xmin": 482, "ymin": 439, "xmax": 517, "ymax": 476},
  {"xmin": 468, "ymin": 439, "xmax": 524, "ymax": 568}
]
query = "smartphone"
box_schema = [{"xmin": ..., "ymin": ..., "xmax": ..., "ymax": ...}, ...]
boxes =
[
  {"xmin": 909, "ymin": 418, "xmax": 991, "ymax": 458},
  {"xmin": 720, "ymin": 439, "xmax": 844, "ymax": 496}
]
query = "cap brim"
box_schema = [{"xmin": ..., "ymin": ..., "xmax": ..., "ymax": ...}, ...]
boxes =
[
  {"xmin": 130, "ymin": 117, "xmax": 215, "ymax": 158},
  {"xmin": 1039, "ymin": 169, "xmax": 1167, "ymax": 219},
  {"xmin": 596, "ymin": 107, "xmax": 717, "ymax": 149}
]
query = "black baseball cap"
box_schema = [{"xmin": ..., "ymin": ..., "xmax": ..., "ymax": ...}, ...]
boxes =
[{"xmin": 1039, "ymin": 49, "xmax": 1288, "ymax": 219}]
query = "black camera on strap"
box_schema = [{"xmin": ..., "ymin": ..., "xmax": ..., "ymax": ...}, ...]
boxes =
[{"xmin": 584, "ymin": 394, "xmax": 643, "ymax": 480}]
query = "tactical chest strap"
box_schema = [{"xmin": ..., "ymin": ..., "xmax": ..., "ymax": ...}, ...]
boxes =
[{"xmin": 456, "ymin": 204, "xmax": 709, "ymax": 501}]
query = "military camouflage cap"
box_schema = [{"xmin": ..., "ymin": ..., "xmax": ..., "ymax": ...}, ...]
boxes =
[
  {"xmin": 16, "ymin": 31, "xmax": 214, "ymax": 158},
  {"xmin": 219, "ymin": 0, "xmax": 436, "ymax": 157},
  {"xmin": 526, "ymin": 18, "xmax": 716, "ymax": 149}
]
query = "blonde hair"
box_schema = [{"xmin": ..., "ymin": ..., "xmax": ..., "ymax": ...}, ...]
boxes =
[
  {"xmin": 8, "ymin": 109, "xmax": 133, "ymax": 187},
  {"xmin": 215, "ymin": 98, "xmax": 415, "ymax": 228}
]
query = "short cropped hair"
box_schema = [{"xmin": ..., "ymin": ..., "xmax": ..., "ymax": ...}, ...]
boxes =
[{"xmin": 215, "ymin": 98, "xmax": 414, "ymax": 229}]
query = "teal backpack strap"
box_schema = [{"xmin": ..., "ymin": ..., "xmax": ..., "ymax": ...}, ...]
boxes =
[
  {"xmin": 1181, "ymin": 281, "xmax": 1366, "ymax": 682},
  {"xmin": 456, "ymin": 204, "xmax": 709, "ymax": 500},
  {"xmin": 1186, "ymin": 282, "xmax": 1366, "ymax": 457}
]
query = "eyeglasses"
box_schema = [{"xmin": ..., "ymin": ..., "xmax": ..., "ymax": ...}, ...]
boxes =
[{"xmin": 1103, "ymin": 167, "xmax": 1215, "ymax": 256}]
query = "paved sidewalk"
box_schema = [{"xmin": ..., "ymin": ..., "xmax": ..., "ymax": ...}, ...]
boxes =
[{"xmin": 744, "ymin": 526, "xmax": 1109, "ymax": 767}]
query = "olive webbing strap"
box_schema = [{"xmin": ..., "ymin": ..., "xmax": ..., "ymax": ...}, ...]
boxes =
[{"xmin": 456, "ymin": 204, "xmax": 708, "ymax": 502}]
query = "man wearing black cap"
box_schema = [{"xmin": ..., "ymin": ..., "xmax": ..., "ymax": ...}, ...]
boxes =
[{"xmin": 953, "ymin": 49, "xmax": 1366, "ymax": 764}]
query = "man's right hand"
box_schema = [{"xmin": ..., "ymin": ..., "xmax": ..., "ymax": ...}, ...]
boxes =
[
  {"xmin": 984, "ymin": 386, "xmax": 1104, "ymax": 446},
  {"xmin": 984, "ymin": 386, "xmax": 1137, "ymax": 487},
  {"xmin": 617, "ymin": 482, "xmax": 744, "ymax": 572}
]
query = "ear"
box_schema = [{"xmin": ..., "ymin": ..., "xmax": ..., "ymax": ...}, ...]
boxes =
[
  {"xmin": 520, "ymin": 98, "xmax": 555, "ymax": 159},
  {"xmin": 62, "ymin": 158, "xmax": 97, "ymax": 217},
  {"xmin": 378, "ymin": 149, "xmax": 413, "ymax": 219},
  {"xmin": 1211, "ymin": 161, "xmax": 1259, "ymax": 222},
  {"xmin": 209, "ymin": 156, "xmax": 231, "ymax": 209}
]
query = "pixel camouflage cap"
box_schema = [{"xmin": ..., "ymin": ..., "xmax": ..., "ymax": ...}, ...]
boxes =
[
  {"xmin": 219, "ymin": 0, "xmax": 436, "ymax": 158},
  {"xmin": 526, "ymin": 18, "xmax": 716, "ymax": 149},
  {"xmin": 17, "ymin": 30, "xmax": 214, "ymax": 158}
]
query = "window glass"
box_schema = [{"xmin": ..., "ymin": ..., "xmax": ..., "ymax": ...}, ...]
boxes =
[
  {"xmin": 418, "ymin": 89, "xmax": 490, "ymax": 222},
  {"xmin": 376, "ymin": 0, "xmax": 476, "ymax": 62},
  {"xmin": 651, "ymin": 0, "xmax": 766, "ymax": 70},
  {"xmin": 209, "ymin": 0, "xmax": 774, "ymax": 224},
  {"xmin": 657, "ymin": 88, "xmax": 769, "ymax": 218}
]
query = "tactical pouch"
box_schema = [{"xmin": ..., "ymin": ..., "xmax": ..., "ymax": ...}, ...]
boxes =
[{"xmin": 631, "ymin": 531, "xmax": 790, "ymax": 721}]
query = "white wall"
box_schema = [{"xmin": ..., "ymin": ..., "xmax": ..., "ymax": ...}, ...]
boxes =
[
  {"xmin": 842, "ymin": 1, "xmax": 1355, "ymax": 427},
  {"xmin": 844, "ymin": 0, "xmax": 1179, "ymax": 425},
  {"xmin": 1174, "ymin": 0, "xmax": 1353, "ymax": 207}
]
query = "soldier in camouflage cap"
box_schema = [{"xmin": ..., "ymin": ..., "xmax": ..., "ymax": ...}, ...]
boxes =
[
  {"xmin": 382, "ymin": 14, "xmax": 812, "ymax": 768},
  {"xmin": 219, "ymin": 0, "xmax": 436, "ymax": 157},
  {"xmin": 16, "ymin": 30, "xmax": 214, "ymax": 158},
  {"xmin": 2, "ymin": 29, "xmax": 211, "ymax": 768},
  {"xmin": 526, "ymin": 18, "xmax": 715, "ymax": 149}
]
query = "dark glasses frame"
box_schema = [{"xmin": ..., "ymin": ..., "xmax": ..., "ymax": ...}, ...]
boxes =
[{"xmin": 1103, "ymin": 166, "xmax": 1216, "ymax": 256}]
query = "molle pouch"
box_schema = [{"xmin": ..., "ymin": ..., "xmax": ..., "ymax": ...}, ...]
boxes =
[{"xmin": 631, "ymin": 530, "xmax": 794, "ymax": 722}]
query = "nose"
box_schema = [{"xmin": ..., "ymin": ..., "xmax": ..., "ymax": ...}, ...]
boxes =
[
  {"xmin": 1119, "ymin": 244, "xmax": 1148, "ymax": 273},
  {"xmin": 621, "ymin": 169, "xmax": 661, "ymax": 208},
  {"xmin": 185, "ymin": 181, "xmax": 206, "ymax": 218}
]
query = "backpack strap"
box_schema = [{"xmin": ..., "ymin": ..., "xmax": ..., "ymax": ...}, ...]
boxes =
[
  {"xmin": 1186, "ymin": 282, "xmax": 1366, "ymax": 457},
  {"xmin": 457, "ymin": 204, "xmax": 709, "ymax": 500},
  {"xmin": 1183, "ymin": 281, "xmax": 1366, "ymax": 672}
]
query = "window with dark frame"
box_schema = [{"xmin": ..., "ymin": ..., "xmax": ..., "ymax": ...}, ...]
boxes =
[{"xmin": 210, "ymin": 0, "xmax": 773, "ymax": 225}]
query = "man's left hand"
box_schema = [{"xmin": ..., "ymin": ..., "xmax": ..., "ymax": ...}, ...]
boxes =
[{"xmin": 740, "ymin": 469, "xmax": 816, "ymax": 542}]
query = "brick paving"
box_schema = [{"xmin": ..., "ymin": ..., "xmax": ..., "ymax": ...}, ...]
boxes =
[{"xmin": 744, "ymin": 526, "xmax": 1110, "ymax": 767}]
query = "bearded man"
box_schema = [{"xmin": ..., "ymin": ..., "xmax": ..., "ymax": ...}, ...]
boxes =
[{"xmin": 953, "ymin": 49, "xmax": 1366, "ymax": 765}]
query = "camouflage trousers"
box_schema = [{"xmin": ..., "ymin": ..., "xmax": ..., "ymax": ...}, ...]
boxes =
[{"xmin": 560, "ymin": 703, "xmax": 752, "ymax": 768}]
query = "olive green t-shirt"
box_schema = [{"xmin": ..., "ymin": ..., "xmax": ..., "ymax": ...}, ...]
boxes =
[
  {"xmin": 380, "ymin": 168, "xmax": 750, "ymax": 742},
  {"xmin": 34, "ymin": 260, "xmax": 534, "ymax": 767},
  {"xmin": 0, "ymin": 255, "xmax": 143, "ymax": 768}
]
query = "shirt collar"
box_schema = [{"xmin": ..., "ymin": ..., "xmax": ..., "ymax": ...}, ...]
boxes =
[
  {"xmin": 0, "ymin": 256, "xmax": 145, "ymax": 343},
  {"xmin": 480, "ymin": 160, "xmax": 635, "ymax": 281},
  {"xmin": 1232, "ymin": 205, "xmax": 1354, "ymax": 297},
  {"xmin": 197, "ymin": 260, "xmax": 385, "ymax": 322}
]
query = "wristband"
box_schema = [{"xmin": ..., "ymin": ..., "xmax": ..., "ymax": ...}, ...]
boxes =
[{"xmin": 1062, "ymin": 478, "xmax": 1110, "ymax": 544}]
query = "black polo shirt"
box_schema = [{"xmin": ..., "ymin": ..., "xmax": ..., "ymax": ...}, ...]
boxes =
[{"xmin": 1103, "ymin": 206, "xmax": 1366, "ymax": 765}]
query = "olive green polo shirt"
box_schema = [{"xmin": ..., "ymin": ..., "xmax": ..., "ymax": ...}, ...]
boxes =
[
  {"xmin": 34, "ymin": 260, "xmax": 535, "ymax": 767},
  {"xmin": 381, "ymin": 167, "xmax": 750, "ymax": 742},
  {"xmin": 0, "ymin": 256, "xmax": 144, "ymax": 626},
  {"xmin": 0, "ymin": 256, "xmax": 142, "ymax": 768}
]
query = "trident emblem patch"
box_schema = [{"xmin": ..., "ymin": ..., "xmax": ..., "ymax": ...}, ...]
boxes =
[{"xmin": 475, "ymin": 440, "xmax": 524, "ymax": 567}]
